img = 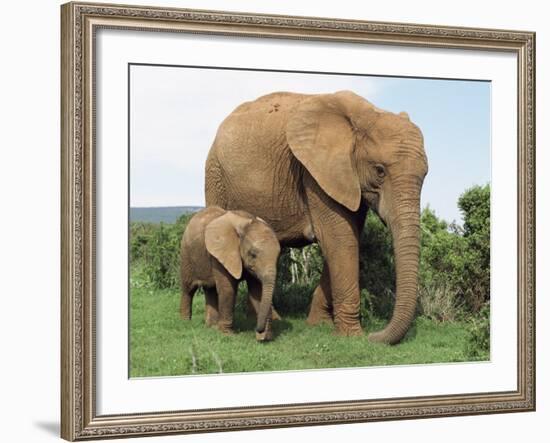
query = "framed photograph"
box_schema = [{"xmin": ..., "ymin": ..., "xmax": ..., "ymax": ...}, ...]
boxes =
[{"xmin": 61, "ymin": 1, "xmax": 535, "ymax": 440}]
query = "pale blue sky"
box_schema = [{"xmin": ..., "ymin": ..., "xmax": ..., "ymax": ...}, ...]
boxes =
[{"xmin": 130, "ymin": 65, "xmax": 490, "ymax": 224}]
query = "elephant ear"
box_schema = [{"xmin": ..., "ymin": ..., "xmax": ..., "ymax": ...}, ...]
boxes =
[
  {"xmin": 286, "ymin": 92, "xmax": 371, "ymax": 212},
  {"xmin": 205, "ymin": 212, "xmax": 252, "ymax": 279}
]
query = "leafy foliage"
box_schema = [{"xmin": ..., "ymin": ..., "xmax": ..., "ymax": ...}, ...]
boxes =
[
  {"xmin": 457, "ymin": 185, "xmax": 491, "ymax": 312},
  {"xmin": 417, "ymin": 207, "xmax": 467, "ymax": 321},
  {"xmin": 464, "ymin": 302, "xmax": 490, "ymax": 360},
  {"xmin": 130, "ymin": 214, "xmax": 192, "ymax": 289},
  {"xmin": 359, "ymin": 213, "xmax": 396, "ymax": 320},
  {"xmin": 277, "ymin": 244, "xmax": 323, "ymax": 288},
  {"xmin": 418, "ymin": 185, "xmax": 490, "ymax": 319}
]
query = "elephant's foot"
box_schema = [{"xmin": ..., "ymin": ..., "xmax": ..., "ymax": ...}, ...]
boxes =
[
  {"xmin": 306, "ymin": 299, "xmax": 333, "ymax": 326},
  {"xmin": 306, "ymin": 310, "xmax": 334, "ymax": 326},
  {"xmin": 179, "ymin": 304, "xmax": 192, "ymax": 320},
  {"xmin": 205, "ymin": 317, "xmax": 218, "ymax": 327},
  {"xmin": 205, "ymin": 311, "xmax": 219, "ymax": 327},
  {"xmin": 333, "ymin": 309, "xmax": 363, "ymax": 336},
  {"xmin": 306, "ymin": 278, "xmax": 333, "ymax": 326},
  {"xmin": 333, "ymin": 323, "xmax": 364, "ymax": 337},
  {"xmin": 217, "ymin": 326, "xmax": 235, "ymax": 336},
  {"xmin": 332, "ymin": 299, "xmax": 363, "ymax": 336}
]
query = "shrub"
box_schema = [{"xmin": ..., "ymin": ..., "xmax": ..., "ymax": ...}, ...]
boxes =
[
  {"xmin": 273, "ymin": 283, "xmax": 315, "ymax": 316},
  {"xmin": 359, "ymin": 212, "xmax": 396, "ymax": 320},
  {"xmin": 277, "ymin": 245, "xmax": 323, "ymax": 287},
  {"xmin": 274, "ymin": 245, "xmax": 321, "ymax": 317},
  {"xmin": 144, "ymin": 223, "xmax": 180, "ymax": 289},
  {"xmin": 418, "ymin": 207, "xmax": 465, "ymax": 319},
  {"xmin": 464, "ymin": 302, "xmax": 490, "ymax": 360},
  {"xmin": 130, "ymin": 214, "xmax": 192, "ymax": 290},
  {"xmin": 360, "ymin": 289, "xmax": 378, "ymax": 326},
  {"xmin": 457, "ymin": 184, "xmax": 491, "ymax": 312},
  {"xmin": 417, "ymin": 281, "xmax": 462, "ymax": 322},
  {"xmin": 129, "ymin": 222, "xmax": 157, "ymax": 263},
  {"xmin": 418, "ymin": 184, "xmax": 490, "ymax": 317}
]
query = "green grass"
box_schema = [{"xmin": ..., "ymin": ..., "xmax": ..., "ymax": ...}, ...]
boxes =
[{"xmin": 130, "ymin": 266, "xmax": 488, "ymax": 377}]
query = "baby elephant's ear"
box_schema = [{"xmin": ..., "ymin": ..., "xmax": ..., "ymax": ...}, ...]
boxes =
[{"xmin": 205, "ymin": 212, "xmax": 251, "ymax": 279}]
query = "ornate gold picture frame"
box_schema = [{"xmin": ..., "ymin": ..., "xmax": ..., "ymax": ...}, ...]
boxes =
[{"xmin": 61, "ymin": 2, "xmax": 535, "ymax": 440}]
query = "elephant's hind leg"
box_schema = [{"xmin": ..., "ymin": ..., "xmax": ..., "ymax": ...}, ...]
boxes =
[
  {"xmin": 306, "ymin": 261, "xmax": 333, "ymax": 325},
  {"xmin": 180, "ymin": 285, "xmax": 197, "ymax": 320}
]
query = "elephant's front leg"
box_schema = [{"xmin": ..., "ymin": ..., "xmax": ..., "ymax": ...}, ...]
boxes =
[
  {"xmin": 212, "ymin": 263, "xmax": 238, "ymax": 334},
  {"xmin": 306, "ymin": 261, "xmax": 333, "ymax": 325},
  {"xmin": 204, "ymin": 287, "xmax": 219, "ymax": 327},
  {"xmin": 319, "ymin": 237, "xmax": 363, "ymax": 336},
  {"xmin": 306, "ymin": 186, "xmax": 363, "ymax": 336}
]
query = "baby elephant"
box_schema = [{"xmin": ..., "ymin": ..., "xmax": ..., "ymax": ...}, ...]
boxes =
[{"xmin": 180, "ymin": 206, "xmax": 281, "ymax": 341}]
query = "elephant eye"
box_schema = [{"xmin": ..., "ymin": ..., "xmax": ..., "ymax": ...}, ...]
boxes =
[
  {"xmin": 249, "ymin": 250, "xmax": 257, "ymax": 259},
  {"xmin": 374, "ymin": 164, "xmax": 386, "ymax": 178}
]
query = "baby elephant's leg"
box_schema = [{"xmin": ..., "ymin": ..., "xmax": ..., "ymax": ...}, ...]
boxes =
[
  {"xmin": 212, "ymin": 263, "xmax": 238, "ymax": 334},
  {"xmin": 204, "ymin": 287, "xmax": 219, "ymax": 327}
]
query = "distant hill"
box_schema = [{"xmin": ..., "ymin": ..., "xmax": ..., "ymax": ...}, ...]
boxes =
[{"xmin": 130, "ymin": 206, "xmax": 203, "ymax": 224}]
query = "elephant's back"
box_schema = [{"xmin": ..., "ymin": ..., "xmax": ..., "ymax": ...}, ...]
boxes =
[
  {"xmin": 205, "ymin": 92, "xmax": 312, "ymax": 244},
  {"xmin": 230, "ymin": 91, "xmax": 309, "ymax": 116},
  {"xmin": 213, "ymin": 92, "xmax": 308, "ymax": 158},
  {"xmin": 210, "ymin": 92, "xmax": 305, "ymax": 183}
]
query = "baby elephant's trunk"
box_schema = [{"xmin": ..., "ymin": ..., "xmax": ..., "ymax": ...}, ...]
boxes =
[{"xmin": 255, "ymin": 279, "xmax": 275, "ymax": 341}]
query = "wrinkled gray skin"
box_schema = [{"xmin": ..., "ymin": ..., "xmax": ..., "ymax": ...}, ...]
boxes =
[
  {"xmin": 180, "ymin": 206, "xmax": 281, "ymax": 341},
  {"xmin": 205, "ymin": 91, "xmax": 428, "ymax": 344}
]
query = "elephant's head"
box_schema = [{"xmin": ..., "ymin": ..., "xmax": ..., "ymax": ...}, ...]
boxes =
[
  {"xmin": 205, "ymin": 210, "xmax": 281, "ymax": 341},
  {"xmin": 286, "ymin": 90, "xmax": 428, "ymax": 344}
]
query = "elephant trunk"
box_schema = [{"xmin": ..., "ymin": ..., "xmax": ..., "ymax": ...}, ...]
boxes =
[
  {"xmin": 256, "ymin": 278, "xmax": 275, "ymax": 340},
  {"xmin": 369, "ymin": 190, "xmax": 421, "ymax": 345}
]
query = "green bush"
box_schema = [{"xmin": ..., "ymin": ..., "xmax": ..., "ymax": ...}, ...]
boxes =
[
  {"xmin": 130, "ymin": 214, "xmax": 192, "ymax": 290},
  {"xmin": 145, "ymin": 223, "xmax": 180, "ymax": 289},
  {"xmin": 418, "ymin": 184, "xmax": 490, "ymax": 317},
  {"xmin": 273, "ymin": 283, "xmax": 315, "ymax": 316},
  {"xmin": 457, "ymin": 185, "xmax": 491, "ymax": 312},
  {"xmin": 275, "ymin": 245, "xmax": 322, "ymax": 317},
  {"xmin": 464, "ymin": 302, "xmax": 490, "ymax": 360},
  {"xmin": 129, "ymin": 222, "xmax": 157, "ymax": 263},
  {"xmin": 359, "ymin": 212, "xmax": 396, "ymax": 319},
  {"xmin": 360, "ymin": 288, "xmax": 379, "ymax": 327},
  {"xmin": 418, "ymin": 207, "xmax": 466, "ymax": 321},
  {"xmin": 417, "ymin": 281, "xmax": 462, "ymax": 322},
  {"xmin": 277, "ymin": 245, "xmax": 323, "ymax": 288}
]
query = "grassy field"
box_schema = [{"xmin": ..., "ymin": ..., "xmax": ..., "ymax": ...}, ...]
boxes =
[{"xmin": 130, "ymin": 266, "xmax": 487, "ymax": 377}]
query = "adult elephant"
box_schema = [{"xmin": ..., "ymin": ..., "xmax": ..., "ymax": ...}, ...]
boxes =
[{"xmin": 205, "ymin": 90, "xmax": 428, "ymax": 344}]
